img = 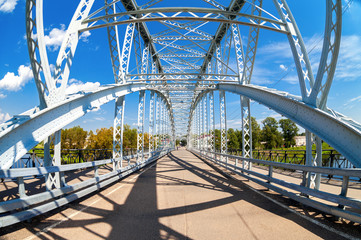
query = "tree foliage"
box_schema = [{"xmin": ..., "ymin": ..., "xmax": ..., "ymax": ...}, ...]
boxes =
[
  {"xmin": 87, "ymin": 127, "xmax": 113, "ymax": 149},
  {"xmin": 279, "ymin": 119, "xmax": 299, "ymax": 148},
  {"xmin": 61, "ymin": 126, "xmax": 88, "ymax": 149},
  {"xmin": 227, "ymin": 128, "xmax": 239, "ymax": 149},
  {"xmin": 251, "ymin": 117, "xmax": 261, "ymax": 149},
  {"xmin": 123, "ymin": 124, "xmax": 137, "ymax": 149},
  {"xmin": 261, "ymin": 117, "xmax": 283, "ymax": 149}
]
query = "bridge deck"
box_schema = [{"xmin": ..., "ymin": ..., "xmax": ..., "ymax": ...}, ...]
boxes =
[{"xmin": 1, "ymin": 150, "xmax": 351, "ymax": 239}]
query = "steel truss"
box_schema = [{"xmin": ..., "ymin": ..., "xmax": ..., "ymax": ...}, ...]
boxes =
[{"xmin": 0, "ymin": 0, "xmax": 360, "ymax": 227}]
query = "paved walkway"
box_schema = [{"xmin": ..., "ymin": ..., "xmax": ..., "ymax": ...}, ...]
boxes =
[{"xmin": 0, "ymin": 150, "xmax": 352, "ymax": 239}]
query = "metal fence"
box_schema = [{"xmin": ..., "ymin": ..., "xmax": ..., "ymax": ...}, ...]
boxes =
[
  {"xmin": 226, "ymin": 149, "xmax": 354, "ymax": 169},
  {"xmin": 12, "ymin": 148, "xmax": 140, "ymax": 168}
]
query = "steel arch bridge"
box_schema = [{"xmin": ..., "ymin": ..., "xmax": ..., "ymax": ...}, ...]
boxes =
[{"xmin": 0, "ymin": 0, "xmax": 361, "ymax": 228}]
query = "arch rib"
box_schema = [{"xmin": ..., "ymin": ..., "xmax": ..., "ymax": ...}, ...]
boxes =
[
  {"xmin": 217, "ymin": 83, "xmax": 361, "ymax": 168},
  {"xmin": 0, "ymin": 83, "xmax": 175, "ymax": 169}
]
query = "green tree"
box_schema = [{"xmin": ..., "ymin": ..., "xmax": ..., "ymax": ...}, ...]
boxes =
[
  {"xmin": 61, "ymin": 126, "xmax": 88, "ymax": 149},
  {"xmin": 214, "ymin": 129, "xmax": 221, "ymax": 150},
  {"xmin": 235, "ymin": 129, "xmax": 242, "ymax": 149},
  {"xmin": 227, "ymin": 128, "xmax": 239, "ymax": 150},
  {"xmin": 279, "ymin": 119, "xmax": 299, "ymax": 148},
  {"xmin": 251, "ymin": 117, "xmax": 261, "ymax": 149},
  {"xmin": 261, "ymin": 117, "xmax": 283, "ymax": 149},
  {"xmin": 123, "ymin": 124, "xmax": 137, "ymax": 149},
  {"xmin": 87, "ymin": 127, "xmax": 113, "ymax": 149}
]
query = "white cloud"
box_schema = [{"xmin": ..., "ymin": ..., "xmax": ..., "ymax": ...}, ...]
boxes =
[
  {"xmin": 258, "ymin": 40, "xmax": 293, "ymax": 59},
  {"xmin": 0, "ymin": 65, "xmax": 33, "ymax": 91},
  {"xmin": 349, "ymin": 95, "xmax": 361, "ymax": 103},
  {"xmin": 41, "ymin": 26, "xmax": 91, "ymax": 51},
  {"xmin": 227, "ymin": 119, "xmax": 242, "ymax": 129},
  {"xmin": 255, "ymin": 34, "xmax": 361, "ymax": 86},
  {"xmin": 0, "ymin": 109, "xmax": 11, "ymax": 124},
  {"xmin": 0, "ymin": 0, "xmax": 18, "ymax": 13},
  {"xmin": 343, "ymin": 95, "xmax": 361, "ymax": 109},
  {"xmin": 95, "ymin": 117, "xmax": 105, "ymax": 121},
  {"xmin": 65, "ymin": 79, "xmax": 100, "ymax": 94},
  {"xmin": 279, "ymin": 64, "xmax": 287, "ymax": 71},
  {"xmin": 334, "ymin": 35, "xmax": 361, "ymax": 81},
  {"xmin": 44, "ymin": 24, "xmax": 67, "ymax": 51},
  {"xmin": 80, "ymin": 31, "xmax": 91, "ymax": 42},
  {"xmin": 250, "ymin": 65, "xmax": 276, "ymax": 85},
  {"xmin": 0, "ymin": 93, "xmax": 6, "ymax": 99}
]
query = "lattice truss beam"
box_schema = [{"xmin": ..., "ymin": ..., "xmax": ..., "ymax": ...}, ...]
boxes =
[
  {"xmin": 81, "ymin": 0, "xmax": 343, "ymax": 142},
  {"xmin": 1, "ymin": 0, "xmax": 352, "ymax": 171}
]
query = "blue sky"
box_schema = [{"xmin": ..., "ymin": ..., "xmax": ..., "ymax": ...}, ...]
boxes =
[{"xmin": 0, "ymin": 0, "xmax": 361, "ymax": 134}]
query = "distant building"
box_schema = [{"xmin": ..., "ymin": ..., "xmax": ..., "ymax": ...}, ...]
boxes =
[{"xmin": 294, "ymin": 136, "xmax": 306, "ymax": 146}]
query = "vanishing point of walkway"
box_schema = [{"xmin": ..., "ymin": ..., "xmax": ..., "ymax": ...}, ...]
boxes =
[{"xmin": 1, "ymin": 150, "xmax": 351, "ymax": 239}]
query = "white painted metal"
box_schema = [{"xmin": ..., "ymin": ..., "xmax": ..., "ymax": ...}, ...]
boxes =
[
  {"xmin": 243, "ymin": 0, "xmax": 262, "ymax": 84},
  {"xmin": 113, "ymin": 96, "xmax": 126, "ymax": 167},
  {"xmin": 209, "ymin": 92, "xmax": 215, "ymax": 154},
  {"xmin": 241, "ymin": 96, "xmax": 252, "ymax": 170},
  {"xmin": 273, "ymin": 0, "xmax": 314, "ymax": 101},
  {"xmin": 137, "ymin": 90, "xmax": 145, "ymax": 162},
  {"xmin": 309, "ymin": 0, "xmax": 342, "ymax": 109},
  {"xmin": 219, "ymin": 90, "xmax": 227, "ymax": 159},
  {"xmin": 149, "ymin": 91, "xmax": 155, "ymax": 153}
]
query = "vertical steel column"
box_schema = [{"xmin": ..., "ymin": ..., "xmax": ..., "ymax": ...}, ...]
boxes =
[
  {"xmin": 119, "ymin": 23, "xmax": 135, "ymax": 83},
  {"xmin": 219, "ymin": 90, "xmax": 227, "ymax": 161},
  {"xmin": 163, "ymin": 101, "xmax": 167, "ymax": 148},
  {"xmin": 305, "ymin": 130, "xmax": 322, "ymax": 190},
  {"xmin": 198, "ymin": 99, "xmax": 204, "ymax": 151},
  {"xmin": 194, "ymin": 105, "xmax": 197, "ymax": 149},
  {"xmin": 44, "ymin": 130, "xmax": 62, "ymax": 190},
  {"xmin": 149, "ymin": 91, "xmax": 155, "ymax": 156},
  {"xmin": 203, "ymin": 96, "xmax": 208, "ymax": 153},
  {"xmin": 232, "ymin": 24, "xmax": 244, "ymax": 84},
  {"xmin": 164, "ymin": 106, "xmax": 167, "ymax": 148},
  {"xmin": 155, "ymin": 94, "xmax": 160, "ymax": 150},
  {"xmin": 113, "ymin": 22, "xmax": 134, "ymax": 168},
  {"xmin": 216, "ymin": 43, "xmax": 227, "ymax": 160},
  {"xmin": 209, "ymin": 92, "xmax": 215, "ymax": 155},
  {"xmin": 166, "ymin": 109, "xmax": 170, "ymax": 148},
  {"xmin": 113, "ymin": 96, "xmax": 125, "ymax": 168},
  {"xmin": 314, "ymin": 136, "xmax": 322, "ymax": 189},
  {"xmin": 137, "ymin": 90, "xmax": 145, "ymax": 163},
  {"xmin": 192, "ymin": 108, "xmax": 197, "ymax": 148},
  {"xmin": 160, "ymin": 100, "xmax": 164, "ymax": 148},
  {"xmin": 197, "ymin": 103, "xmax": 201, "ymax": 150},
  {"xmin": 232, "ymin": 22, "xmax": 252, "ymax": 168},
  {"xmin": 141, "ymin": 44, "xmax": 149, "ymax": 80},
  {"xmin": 241, "ymin": 96, "xmax": 252, "ymax": 170}
]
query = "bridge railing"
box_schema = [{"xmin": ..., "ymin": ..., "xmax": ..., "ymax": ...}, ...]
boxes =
[
  {"xmin": 191, "ymin": 149, "xmax": 361, "ymax": 224},
  {"xmin": 227, "ymin": 148, "xmax": 355, "ymax": 173},
  {"xmin": 0, "ymin": 147, "xmax": 173, "ymax": 228},
  {"xmin": 11, "ymin": 148, "xmax": 140, "ymax": 168}
]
